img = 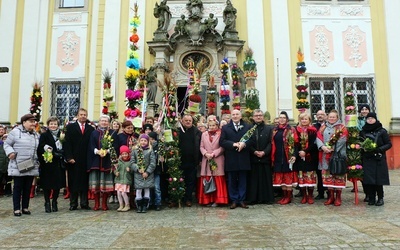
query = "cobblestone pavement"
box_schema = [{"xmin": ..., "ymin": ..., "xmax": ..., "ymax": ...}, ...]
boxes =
[{"xmin": 0, "ymin": 170, "xmax": 400, "ymax": 249}]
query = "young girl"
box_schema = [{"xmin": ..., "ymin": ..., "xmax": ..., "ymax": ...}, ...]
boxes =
[
  {"xmin": 114, "ymin": 145, "xmax": 132, "ymax": 212},
  {"xmin": 132, "ymin": 134, "xmax": 156, "ymax": 213}
]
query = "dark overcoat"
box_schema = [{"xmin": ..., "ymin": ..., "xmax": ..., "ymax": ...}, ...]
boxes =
[
  {"xmin": 219, "ymin": 120, "xmax": 254, "ymax": 172},
  {"xmin": 64, "ymin": 122, "xmax": 94, "ymax": 192},
  {"xmin": 360, "ymin": 127, "xmax": 392, "ymax": 185},
  {"xmin": 249, "ymin": 123, "xmax": 273, "ymax": 165},
  {"xmin": 87, "ymin": 129, "xmax": 119, "ymax": 171},
  {"xmin": 37, "ymin": 130, "xmax": 66, "ymax": 189}
]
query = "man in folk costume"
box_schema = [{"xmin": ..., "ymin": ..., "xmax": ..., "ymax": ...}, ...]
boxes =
[
  {"xmin": 219, "ymin": 109, "xmax": 254, "ymax": 209},
  {"xmin": 64, "ymin": 108, "xmax": 94, "ymax": 210},
  {"xmin": 87, "ymin": 115, "xmax": 119, "ymax": 211},
  {"xmin": 247, "ymin": 109, "xmax": 274, "ymax": 204},
  {"xmin": 316, "ymin": 110, "xmax": 348, "ymax": 206}
]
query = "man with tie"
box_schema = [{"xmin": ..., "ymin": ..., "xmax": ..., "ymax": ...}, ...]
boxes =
[
  {"xmin": 64, "ymin": 108, "xmax": 94, "ymax": 210},
  {"xmin": 219, "ymin": 109, "xmax": 254, "ymax": 209}
]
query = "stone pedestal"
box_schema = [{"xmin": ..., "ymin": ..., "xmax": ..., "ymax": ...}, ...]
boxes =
[
  {"xmin": 222, "ymin": 39, "xmax": 245, "ymax": 65},
  {"xmin": 153, "ymin": 31, "xmax": 169, "ymax": 42}
]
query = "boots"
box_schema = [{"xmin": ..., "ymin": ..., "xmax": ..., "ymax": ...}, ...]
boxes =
[
  {"xmin": 334, "ymin": 189, "xmax": 342, "ymax": 206},
  {"xmin": 45, "ymin": 202, "xmax": 51, "ymax": 213},
  {"xmin": 52, "ymin": 200, "xmax": 58, "ymax": 212},
  {"xmin": 88, "ymin": 190, "xmax": 93, "ymax": 200},
  {"xmin": 300, "ymin": 188, "xmax": 307, "ymax": 204},
  {"xmin": 281, "ymin": 190, "xmax": 292, "ymax": 205},
  {"xmin": 121, "ymin": 205, "xmax": 130, "ymax": 212},
  {"xmin": 324, "ymin": 190, "xmax": 335, "ymax": 205},
  {"xmin": 307, "ymin": 188, "xmax": 314, "ymax": 204},
  {"xmin": 30, "ymin": 185, "xmax": 36, "ymax": 198},
  {"xmin": 135, "ymin": 199, "xmax": 142, "ymax": 213},
  {"xmin": 142, "ymin": 198, "xmax": 150, "ymax": 213},
  {"xmin": 64, "ymin": 187, "xmax": 70, "ymax": 199},
  {"xmin": 102, "ymin": 193, "xmax": 109, "ymax": 211},
  {"xmin": 277, "ymin": 190, "xmax": 286, "ymax": 204},
  {"xmin": 93, "ymin": 193, "xmax": 100, "ymax": 211}
]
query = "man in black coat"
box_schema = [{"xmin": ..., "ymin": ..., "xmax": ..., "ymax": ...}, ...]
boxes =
[
  {"xmin": 178, "ymin": 114, "xmax": 201, "ymax": 207},
  {"xmin": 64, "ymin": 108, "xmax": 94, "ymax": 210},
  {"xmin": 220, "ymin": 109, "xmax": 254, "ymax": 209},
  {"xmin": 247, "ymin": 109, "xmax": 274, "ymax": 204}
]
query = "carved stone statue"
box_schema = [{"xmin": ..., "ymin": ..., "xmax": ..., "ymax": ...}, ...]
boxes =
[
  {"xmin": 223, "ymin": 0, "xmax": 237, "ymax": 31},
  {"xmin": 154, "ymin": 0, "xmax": 171, "ymax": 31},
  {"xmin": 174, "ymin": 14, "xmax": 187, "ymax": 35},
  {"xmin": 146, "ymin": 66, "xmax": 158, "ymax": 104},
  {"xmin": 186, "ymin": 0, "xmax": 203, "ymax": 19},
  {"xmin": 205, "ymin": 13, "xmax": 218, "ymax": 34}
]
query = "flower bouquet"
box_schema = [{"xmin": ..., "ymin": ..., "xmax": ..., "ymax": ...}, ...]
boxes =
[
  {"xmin": 100, "ymin": 130, "xmax": 113, "ymax": 157},
  {"xmin": 43, "ymin": 150, "xmax": 53, "ymax": 163},
  {"xmin": 361, "ymin": 138, "xmax": 377, "ymax": 152},
  {"xmin": 325, "ymin": 128, "xmax": 344, "ymax": 149},
  {"xmin": 208, "ymin": 158, "xmax": 218, "ymax": 171},
  {"xmin": 136, "ymin": 146, "xmax": 146, "ymax": 175},
  {"xmin": 239, "ymin": 124, "xmax": 257, "ymax": 143},
  {"xmin": 286, "ymin": 131, "xmax": 295, "ymax": 169},
  {"xmin": 347, "ymin": 164, "xmax": 363, "ymax": 179}
]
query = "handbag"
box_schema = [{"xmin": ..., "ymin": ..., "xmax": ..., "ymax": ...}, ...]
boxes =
[
  {"xmin": 17, "ymin": 159, "xmax": 35, "ymax": 173},
  {"xmin": 203, "ymin": 176, "xmax": 216, "ymax": 194},
  {"xmin": 329, "ymin": 144, "xmax": 347, "ymax": 175}
]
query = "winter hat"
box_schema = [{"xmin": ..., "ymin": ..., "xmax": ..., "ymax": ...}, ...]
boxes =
[
  {"xmin": 358, "ymin": 104, "xmax": 370, "ymax": 113},
  {"xmin": 143, "ymin": 123, "xmax": 153, "ymax": 131},
  {"xmin": 119, "ymin": 145, "xmax": 130, "ymax": 154},
  {"xmin": 139, "ymin": 133, "xmax": 150, "ymax": 141},
  {"xmin": 366, "ymin": 112, "xmax": 377, "ymax": 120},
  {"xmin": 20, "ymin": 114, "xmax": 37, "ymax": 123},
  {"xmin": 148, "ymin": 132, "xmax": 158, "ymax": 140}
]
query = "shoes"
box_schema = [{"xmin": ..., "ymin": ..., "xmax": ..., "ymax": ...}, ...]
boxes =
[
  {"xmin": 14, "ymin": 210, "xmax": 22, "ymax": 217},
  {"xmin": 80, "ymin": 205, "xmax": 91, "ymax": 210},
  {"xmin": 52, "ymin": 201, "xmax": 58, "ymax": 212},
  {"xmin": 69, "ymin": 206, "xmax": 78, "ymax": 211},
  {"xmin": 230, "ymin": 203, "xmax": 237, "ymax": 209},
  {"xmin": 315, "ymin": 194, "xmax": 324, "ymax": 200},
  {"xmin": 121, "ymin": 205, "xmax": 130, "ymax": 212},
  {"xmin": 211, "ymin": 203, "xmax": 217, "ymax": 207},
  {"xmin": 375, "ymin": 199, "xmax": 384, "ymax": 206},
  {"xmin": 294, "ymin": 190, "xmax": 302, "ymax": 197},
  {"xmin": 363, "ymin": 196, "xmax": 369, "ymax": 202},
  {"xmin": 185, "ymin": 201, "xmax": 192, "ymax": 207},
  {"xmin": 45, "ymin": 202, "xmax": 51, "ymax": 213},
  {"xmin": 239, "ymin": 202, "xmax": 249, "ymax": 209},
  {"xmin": 156, "ymin": 205, "xmax": 161, "ymax": 211},
  {"xmin": 351, "ymin": 188, "xmax": 355, "ymax": 192},
  {"xmin": 117, "ymin": 205, "xmax": 124, "ymax": 212},
  {"xmin": 22, "ymin": 209, "xmax": 31, "ymax": 215}
]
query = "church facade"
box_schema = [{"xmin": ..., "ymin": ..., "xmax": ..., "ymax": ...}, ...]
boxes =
[{"xmin": 0, "ymin": 0, "xmax": 399, "ymax": 168}]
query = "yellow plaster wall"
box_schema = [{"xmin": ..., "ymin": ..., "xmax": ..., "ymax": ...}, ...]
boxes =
[
  {"xmin": 370, "ymin": 1, "xmax": 391, "ymax": 127},
  {"xmin": 233, "ymin": 0, "xmax": 247, "ymax": 64},
  {"xmin": 9, "ymin": 0, "xmax": 25, "ymax": 124},
  {"xmin": 287, "ymin": 0, "xmax": 303, "ymax": 120}
]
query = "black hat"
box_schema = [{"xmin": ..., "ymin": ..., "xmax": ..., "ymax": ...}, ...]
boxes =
[
  {"xmin": 280, "ymin": 111, "xmax": 289, "ymax": 120},
  {"xmin": 148, "ymin": 131, "xmax": 158, "ymax": 140},
  {"xmin": 143, "ymin": 123, "xmax": 153, "ymax": 132},
  {"xmin": 20, "ymin": 114, "xmax": 37, "ymax": 123},
  {"xmin": 366, "ymin": 112, "xmax": 377, "ymax": 120},
  {"xmin": 358, "ymin": 104, "xmax": 370, "ymax": 113}
]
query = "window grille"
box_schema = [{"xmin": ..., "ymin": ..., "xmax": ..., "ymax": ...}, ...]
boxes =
[
  {"xmin": 59, "ymin": 0, "xmax": 84, "ymax": 8},
  {"xmin": 50, "ymin": 81, "xmax": 81, "ymax": 122},
  {"xmin": 309, "ymin": 77, "xmax": 375, "ymax": 121}
]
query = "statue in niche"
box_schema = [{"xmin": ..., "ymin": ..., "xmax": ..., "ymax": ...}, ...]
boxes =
[
  {"xmin": 174, "ymin": 14, "xmax": 187, "ymax": 35},
  {"xmin": 186, "ymin": 0, "xmax": 203, "ymax": 19},
  {"xmin": 223, "ymin": 0, "xmax": 237, "ymax": 31},
  {"xmin": 205, "ymin": 13, "xmax": 218, "ymax": 34},
  {"xmin": 154, "ymin": 0, "xmax": 171, "ymax": 31},
  {"xmin": 146, "ymin": 66, "xmax": 158, "ymax": 104}
]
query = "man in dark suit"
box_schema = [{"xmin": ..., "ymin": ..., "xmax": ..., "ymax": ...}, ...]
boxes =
[
  {"xmin": 247, "ymin": 109, "xmax": 274, "ymax": 204},
  {"xmin": 64, "ymin": 108, "xmax": 94, "ymax": 210},
  {"xmin": 313, "ymin": 110, "xmax": 326, "ymax": 199},
  {"xmin": 220, "ymin": 109, "xmax": 254, "ymax": 209},
  {"xmin": 178, "ymin": 114, "xmax": 201, "ymax": 207}
]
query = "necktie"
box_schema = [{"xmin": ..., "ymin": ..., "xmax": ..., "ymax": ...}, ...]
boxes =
[
  {"xmin": 235, "ymin": 123, "xmax": 239, "ymax": 131},
  {"xmin": 81, "ymin": 123, "xmax": 85, "ymax": 134}
]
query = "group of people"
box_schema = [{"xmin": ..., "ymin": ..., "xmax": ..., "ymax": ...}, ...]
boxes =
[{"xmin": 0, "ymin": 104, "xmax": 392, "ymax": 216}]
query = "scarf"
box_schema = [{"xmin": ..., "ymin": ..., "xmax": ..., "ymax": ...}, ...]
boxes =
[
  {"xmin": 207, "ymin": 129, "xmax": 219, "ymax": 142},
  {"xmin": 362, "ymin": 121, "xmax": 382, "ymax": 133}
]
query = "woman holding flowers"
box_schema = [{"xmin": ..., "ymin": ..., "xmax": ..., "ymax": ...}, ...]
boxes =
[
  {"xmin": 316, "ymin": 110, "xmax": 348, "ymax": 206},
  {"xmin": 360, "ymin": 112, "xmax": 392, "ymax": 206},
  {"xmin": 294, "ymin": 113, "xmax": 318, "ymax": 204},
  {"xmin": 198, "ymin": 118, "xmax": 228, "ymax": 206},
  {"xmin": 132, "ymin": 134, "xmax": 156, "ymax": 213},
  {"xmin": 37, "ymin": 116, "xmax": 66, "ymax": 213},
  {"xmin": 272, "ymin": 111, "xmax": 298, "ymax": 205},
  {"xmin": 88, "ymin": 115, "xmax": 119, "ymax": 211}
]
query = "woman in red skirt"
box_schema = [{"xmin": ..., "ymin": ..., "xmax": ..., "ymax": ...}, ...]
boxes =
[{"xmin": 197, "ymin": 119, "xmax": 228, "ymax": 206}]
